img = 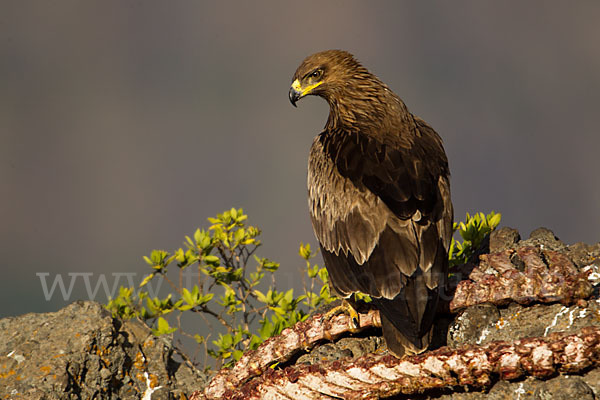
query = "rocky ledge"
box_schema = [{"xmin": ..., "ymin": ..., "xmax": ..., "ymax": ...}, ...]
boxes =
[
  {"xmin": 1, "ymin": 227, "xmax": 599, "ymax": 399},
  {"xmin": 193, "ymin": 227, "xmax": 600, "ymax": 400}
]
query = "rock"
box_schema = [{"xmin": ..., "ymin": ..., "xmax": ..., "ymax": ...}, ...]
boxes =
[
  {"xmin": 568, "ymin": 241, "xmax": 600, "ymax": 268},
  {"xmin": 418, "ymin": 371, "xmax": 596, "ymax": 400},
  {"xmin": 0, "ymin": 301, "xmax": 206, "ymax": 399},
  {"xmin": 582, "ymin": 368, "xmax": 600, "ymax": 397},
  {"xmin": 533, "ymin": 375, "xmax": 594, "ymax": 400},
  {"xmin": 520, "ymin": 227, "xmax": 566, "ymax": 252},
  {"xmin": 447, "ymin": 301, "xmax": 600, "ymax": 349},
  {"xmin": 477, "ymin": 376, "xmax": 594, "ymax": 400},
  {"xmin": 447, "ymin": 303, "xmax": 500, "ymax": 347},
  {"xmin": 295, "ymin": 336, "xmax": 384, "ymax": 365},
  {"xmin": 489, "ymin": 227, "xmax": 521, "ymax": 253},
  {"xmin": 432, "ymin": 227, "xmax": 600, "ymax": 399}
]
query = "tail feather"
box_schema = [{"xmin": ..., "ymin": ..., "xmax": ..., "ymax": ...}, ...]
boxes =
[
  {"xmin": 380, "ymin": 313, "xmax": 433, "ymax": 357},
  {"xmin": 372, "ymin": 277, "xmax": 440, "ymax": 357}
]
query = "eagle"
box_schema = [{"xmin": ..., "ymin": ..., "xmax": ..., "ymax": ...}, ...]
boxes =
[{"xmin": 289, "ymin": 50, "xmax": 453, "ymax": 357}]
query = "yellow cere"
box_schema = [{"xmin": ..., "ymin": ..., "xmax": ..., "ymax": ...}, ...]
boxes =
[
  {"xmin": 292, "ymin": 79, "xmax": 323, "ymax": 97},
  {"xmin": 291, "ymin": 79, "xmax": 302, "ymax": 92}
]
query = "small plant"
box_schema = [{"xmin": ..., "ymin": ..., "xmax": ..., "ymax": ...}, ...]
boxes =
[
  {"xmin": 106, "ymin": 208, "xmax": 334, "ymax": 369},
  {"xmin": 298, "ymin": 242, "xmax": 338, "ymax": 309},
  {"xmin": 449, "ymin": 211, "xmax": 501, "ymax": 268}
]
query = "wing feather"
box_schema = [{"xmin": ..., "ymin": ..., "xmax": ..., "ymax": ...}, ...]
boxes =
[{"xmin": 308, "ymin": 115, "xmax": 452, "ymax": 348}]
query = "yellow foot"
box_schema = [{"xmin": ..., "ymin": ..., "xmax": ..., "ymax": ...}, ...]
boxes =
[{"xmin": 322, "ymin": 300, "xmax": 360, "ymax": 332}]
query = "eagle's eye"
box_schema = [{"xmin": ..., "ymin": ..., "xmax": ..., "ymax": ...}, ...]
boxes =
[{"xmin": 307, "ymin": 68, "xmax": 323, "ymax": 80}]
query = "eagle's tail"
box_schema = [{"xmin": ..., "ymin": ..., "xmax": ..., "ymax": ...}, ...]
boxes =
[
  {"xmin": 371, "ymin": 272, "xmax": 442, "ymax": 358},
  {"xmin": 379, "ymin": 312, "xmax": 433, "ymax": 357}
]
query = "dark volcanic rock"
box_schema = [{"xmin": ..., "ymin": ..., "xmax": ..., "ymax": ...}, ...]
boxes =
[
  {"xmin": 429, "ymin": 375, "xmax": 596, "ymax": 400},
  {"xmin": 433, "ymin": 227, "xmax": 600, "ymax": 399},
  {"xmin": 0, "ymin": 301, "xmax": 206, "ymax": 399},
  {"xmin": 295, "ymin": 335, "xmax": 384, "ymax": 365},
  {"xmin": 448, "ymin": 301, "xmax": 600, "ymax": 348},
  {"xmin": 447, "ymin": 303, "xmax": 501, "ymax": 347},
  {"xmin": 568, "ymin": 241, "xmax": 600, "ymax": 268},
  {"xmin": 489, "ymin": 227, "xmax": 521, "ymax": 253},
  {"xmin": 532, "ymin": 375, "xmax": 595, "ymax": 399},
  {"xmin": 521, "ymin": 227, "xmax": 567, "ymax": 252},
  {"xmin": 447, "ymin": 227, "xmax": 600, "ymax": 349}
]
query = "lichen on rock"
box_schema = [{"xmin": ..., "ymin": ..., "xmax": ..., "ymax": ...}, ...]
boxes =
[{"xmin": 0, "ymin": 301, "xmax": 206, "ymax": 399}]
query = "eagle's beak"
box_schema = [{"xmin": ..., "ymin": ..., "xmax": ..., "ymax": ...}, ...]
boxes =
[
  {"xmin": 289, "ymin": 79, "xmax": 323, "ymax": 107},
  {"xmin": 289, "ymin": 84, "xmax": 301, "ymax": 107}
]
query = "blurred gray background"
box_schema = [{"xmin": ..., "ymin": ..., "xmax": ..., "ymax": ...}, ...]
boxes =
[{"xmin": 2, "ymin": 1, "xmax": 599, "ymax": 319}]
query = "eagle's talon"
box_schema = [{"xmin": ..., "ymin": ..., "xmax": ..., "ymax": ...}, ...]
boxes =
[{"xmin": 322, "ymin": 300, "xmax": 361, "ymax": 333}]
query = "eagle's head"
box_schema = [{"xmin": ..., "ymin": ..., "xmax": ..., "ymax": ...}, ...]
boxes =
[{"xmin": 288, "ymin": 50, "xmax": 368, "ymax": 107}]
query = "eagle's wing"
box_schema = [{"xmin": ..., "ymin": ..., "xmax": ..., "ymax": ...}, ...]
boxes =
[{"xmin": 308, "ymin": 117, "xmax": 452, "ymax": 345}]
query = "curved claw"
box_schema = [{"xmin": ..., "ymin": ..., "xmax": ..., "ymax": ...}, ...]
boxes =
[{"xmin": 322, "ymin": 300, "xmax": 361, "ymax": 333}]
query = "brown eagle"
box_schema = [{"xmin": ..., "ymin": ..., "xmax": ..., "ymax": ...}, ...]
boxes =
[{"xmin": 289, "ymin": 50, "xmax": 453, "ymax": 357}]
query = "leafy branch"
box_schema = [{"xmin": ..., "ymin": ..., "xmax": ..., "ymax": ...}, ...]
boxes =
[
  {"xmin": 106, "ymin": 208, "xmax": 334, "ymax": 369},
  {"xmin": 106, "ymin": 208, "xmax": 500, "ymax": 369}
]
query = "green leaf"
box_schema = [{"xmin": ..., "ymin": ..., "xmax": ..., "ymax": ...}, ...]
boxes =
[
  {"xmin": 488, "ymin": 212, "xmax": 501, "ymax": 229},
  {"xmin": 354, "ymin": 291, "xmax": 372, "ymax": 303},
  {"xmin": 203, "ymin": 255, "xmax": 220, "ymax": 263},
  {"xmin": 199, "ymin": 293, "xmax": 214, "ymax": 305},
  {"xmin": 193, "ymin": 228, "xmax": 203, "ymax": 244},
  {"xmin": 306, "ymin": 264, "xmax": 318, "ymax": 278},
  {"xmin": 299, "ymin": 243, "xmax": 312, "ymax": 260},
  {"xmin": 139, "ymin": 274, "xmax": 155, "ymax": 288},
  {"xmin": 222, "ymin": 333, "xmax": 233, "ymax": 348},
  {"xmin": 270, "ymin": 306, "xmax": 286, "ymax": 316},
  {"xmin": 320, "ymin": 284, "xmax": 330, "ymax": 298},
  {"xmin": 174, "ymin": 248, "xmax": 186, "ymax": 264},
  {"xmin": 153, "ymin": 317, "xmax": 177, "ymax": 336},
  {"xmin": 258, "ymin": 320, "xmax": 274, "ymax": 339},
  {"xmin": 317, "ymin": 267, "xmax": 329, "ymax": 284},
  {"xmin": 194, "ymin": 334, "xmax": 205, "ymax": 344},
  {"xmin": 249, "ymin": 334, "xmax": 263, "ymax": 349},
  {"xmin": 254, "ymin": 290, "xmax": 268, "ymax": 304},
  {"xmin": 232, "ymin": 349, "xmax": 243, "ymax": 361},
  {"xmin": 262, "ymin": 259, "xmax": 280, "ymax": 272},
  {"xmin": 200, "ymin": 235, "xmax": 211, "ymax": 250},
  {"xmin": 234, "ymin": 228, "xmax": 245, "ymax": 243},
  {"xmin": 182, "ymin": 287, "xmax": 193, "ymax": 305},
  {"xmin": 283, "ymin": 288, "xmax": 294, "ymax": 304}
]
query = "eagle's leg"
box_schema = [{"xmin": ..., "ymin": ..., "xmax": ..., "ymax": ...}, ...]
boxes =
[{"xmin": 321, "ymin": 298, "xmax": 361, "ymax": 332}]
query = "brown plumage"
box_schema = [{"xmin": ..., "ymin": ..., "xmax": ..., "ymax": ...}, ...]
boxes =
[{"xmin": 289, "ymin": 50, "xmax": 453, "ymax": 357}]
